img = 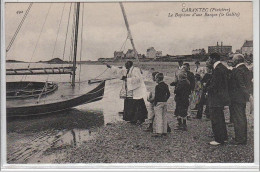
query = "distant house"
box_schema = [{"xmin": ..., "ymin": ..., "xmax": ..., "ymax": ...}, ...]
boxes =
[
  {"xmin": 147, "ymin": 47, "xmax": 156, "ymax": 58},
  {"xmin": 147, "ymin": 47, "xmax": 162, "ymax": 59},
  {"xmin": 241, "ymin": 40, "xmax": 253, "ymax": 56},
  {"xmin": 208, "ymin": 42, "xmax": 232, "ymax": 55},
  {"xmin": 114, "ymin": 51, "xmax": 124, "ymax": 59},
  {"xmin": 125, "ymin": 49, "xmax": 135, "ymax": 58},
  {"xmin": 192, "ymin": 48, "xmax": 206, "ymax": 55},
  {"xmin": 156, "ymin": 51, "xmax": 162, "ymax": 57}
]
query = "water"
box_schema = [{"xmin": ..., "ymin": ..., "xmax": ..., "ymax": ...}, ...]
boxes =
[{"xmin": 6, "ymin": 63, "xmax": 150, "ymax": 125}]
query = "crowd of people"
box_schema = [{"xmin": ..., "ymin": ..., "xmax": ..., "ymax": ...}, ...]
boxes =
[{"xmin": 106, "ymin": 52, "xmax": 253, "ymax": 146}]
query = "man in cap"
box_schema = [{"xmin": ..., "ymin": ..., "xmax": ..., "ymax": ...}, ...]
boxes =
[
  {"xmin": 229, "ymin": 54, "xmax": 252, "ymax": 145},
  {"xmin": 182, "ymin": 63, "xmax": 195, "ymax": 119},
  {"xmin": 207, "ymin": 53, "xmax": 230, "ymax": 146}
]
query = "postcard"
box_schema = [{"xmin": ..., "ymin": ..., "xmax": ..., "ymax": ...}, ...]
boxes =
[{"xmin": 1, "ymin": 0, "xmax": 259, "ymax": 171}]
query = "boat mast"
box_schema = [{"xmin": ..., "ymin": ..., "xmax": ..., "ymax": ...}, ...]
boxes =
[
  {"xmin": 72, "ymin": 2, "xmax": 80, "ymax": 87},
  {"xmin": 119, "ymin": 2, "xmax": 140, "ymax": 64}
]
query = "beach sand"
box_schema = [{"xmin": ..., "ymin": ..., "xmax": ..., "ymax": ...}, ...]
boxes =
[{"xmin": 6, "ymin": 62, "xmax": 254, "ymax": 164}]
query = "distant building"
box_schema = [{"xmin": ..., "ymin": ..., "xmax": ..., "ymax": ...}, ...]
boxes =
[
  {"xmin": 147, "ymin": 47, "xmax": 156, "ymax": 58},
  {"xmin": 241, "ymin": 40, "xmax": 253, "ymax": 56},
  {"xmin": 208, "ymin": 42, "xmax": 232, "ymax": 55},
  {"xmin": 192, "ymin": 48, "xmax": 206, "ymax": 55},
  {"xmin": 146, "ymin": 47, "xmax": 162, "ymax": 59},
  {"xmin": 125, "ymin": 49, "xmax": 135, "ymax": 58},
  {"xmin": 114, "ymin": 51, "xmax": 124, "ymax": 59},
  {"xmin": 156, "ymin": 51, "xmax": 162, "ymax": 57}
]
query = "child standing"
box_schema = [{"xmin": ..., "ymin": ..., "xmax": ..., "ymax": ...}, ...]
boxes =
[
  {"xmin": 174, "ymin": 71, "xmax": 191, "ymax": 131},
  {"xmin": 152, "ymin": 73, "xmax": 170, "ymax": 137},
  {"xmin": 145, "ymin": 71, "xmax": 159, "ymax": 132}
]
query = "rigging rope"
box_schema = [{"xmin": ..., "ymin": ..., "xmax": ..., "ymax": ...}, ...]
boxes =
[
  {"xmin": 59, "ymin": 3, "xmax": 72, "ymax": 81},
  {"xmin": 51, "ymin": 3, "xmax": 66, "ymax": 59},
  {"xmin": 78, "ymin": 3, "xmax": 84, "ymax": 83},
  {"xmin": 61, "ymin": 3, "xmax": 72, "ymax": 62},
  {"xmin": 119, "ymin": 36, "xmax": 128, "ymax": 52},
  {"xmin": 49, "ymin": 3, "xmax": 65, "ymax": 85},
  {"xmin": 6, "ymin": 3, "xmax": 33, "ymax": 53},
  {"xmin": 28, "ymin": 3, "xmax": 53, "ymax": 68},
  {"xmin": 21, "ymin": 4, "xmax": 52, "ymax": 82},
  {"xmin": 69, "ymin": 3, "xmax": 77, "ymax": 63},
  {"xmin": 68, "ymin": 3, "xmax": 77, "ymax": 83},
  {"xmin": 92, "ymin": 68, "xmax": 109, "ymax": 80}
]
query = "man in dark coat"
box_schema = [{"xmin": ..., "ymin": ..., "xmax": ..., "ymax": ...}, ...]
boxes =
[
  {"xmin": 229, "ymin": 54, "xmax": 252, "ymax": 145},
  {"xmin": 196, "ymin": 67, "xmax": 212, "ymax": 119},
  {"xmin": 207, "ymin": 53, "xmax": 230, "ymax": 146},
  {"xmin": 183, "ymin": 63, "xmax": 195, "ymax": 119},
  {"xmin": 183, "ymin": 63, "xmax": 195, "ymax": 92}
]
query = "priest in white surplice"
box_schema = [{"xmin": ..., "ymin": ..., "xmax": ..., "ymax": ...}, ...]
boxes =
[{"xmin": 107, "ymin": 61, "xmax": 148, "ymax": 124}]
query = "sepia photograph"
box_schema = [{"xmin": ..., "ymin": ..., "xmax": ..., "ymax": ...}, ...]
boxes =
[{"xmin": 1, "ymin": 0, "xmax": 259, "ymax": 170}]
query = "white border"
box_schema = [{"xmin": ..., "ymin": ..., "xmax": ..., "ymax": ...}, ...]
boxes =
[
  {"xmin": 1, "ymin": 0, "xmax": 259, "ymax": 171},
  {"xmin": 253, "ymin": 0, "xmax": 260, "ymax": 168}
]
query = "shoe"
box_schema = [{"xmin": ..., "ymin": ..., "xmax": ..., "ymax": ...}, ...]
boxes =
[
  {"xmin": 152, "ymin": 134, "xmax": 163, "ymax": 137},
  {"xmin": 209, "ymin": 141, "xmax": 221, "ymax": 146},
  {"xmin": 229, "ymin": 140, "xmax": 247, "ymax": 145},
  {"xmin": 182, "ymin": 126, "xmax": 187, "ymax": 131},
  {"xmin": 143, "ymin": 128, "xmax": 153, "ymax": 132},
  {"xmin": 174, "ymin": 126, "xmax": 183, "ymax": 131},
  {"xmin": 143, "ymin": 124, "xmax": 153, "ymax": 132},
  {"xmin": 136, "ymin": 120, "xmax": 143, "ymax": 125},
  {"xmin": 167, "ymin": 126, "xmax": 171, "ymax": 133}
]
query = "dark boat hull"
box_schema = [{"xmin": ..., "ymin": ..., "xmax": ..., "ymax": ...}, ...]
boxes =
[{"xmin": 6, "ymin": 81, "xmax": 105, "ymax": 116}]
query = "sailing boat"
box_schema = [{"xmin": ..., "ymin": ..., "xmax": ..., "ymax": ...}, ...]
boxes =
[{"xmin": 6, "ymin": 3, "xmax": 105, "ymax": 116}]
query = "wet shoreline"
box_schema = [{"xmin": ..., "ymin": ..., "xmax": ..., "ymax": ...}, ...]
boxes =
[{"xmin": 7, "ymin": 108, "xmax": 105, "ymax": 163}]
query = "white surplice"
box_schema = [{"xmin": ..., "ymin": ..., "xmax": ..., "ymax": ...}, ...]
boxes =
[{"xmin": 111, "ymin": 66, "xmax": 147, "ymax": 100}]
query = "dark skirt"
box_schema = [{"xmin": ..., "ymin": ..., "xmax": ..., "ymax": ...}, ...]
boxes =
[
  {"xmin": 175, "ymin": 99, "xmax": 189, "ymax": 118},
  {"xmin": 123, "ymin": 98, "xmax": 148, "ymax": 123}
]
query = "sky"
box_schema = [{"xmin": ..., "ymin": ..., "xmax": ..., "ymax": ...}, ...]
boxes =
[{"xmin": 5, "ymin": 1, "xmax": 253, "ymax": 62}]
